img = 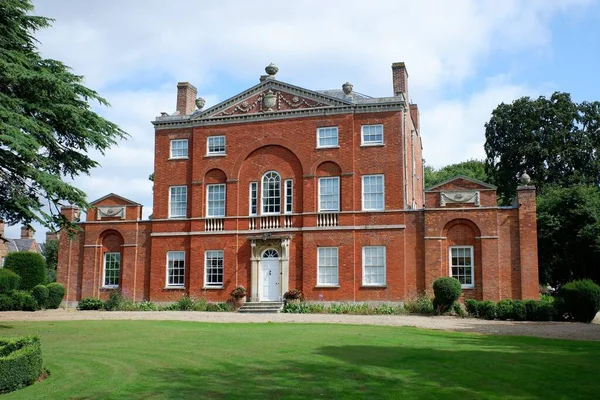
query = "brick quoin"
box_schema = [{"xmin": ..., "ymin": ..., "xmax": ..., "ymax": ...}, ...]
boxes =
[{"xmin": 56, "ymin": 63, "xmax": 539, "ymax": 306}]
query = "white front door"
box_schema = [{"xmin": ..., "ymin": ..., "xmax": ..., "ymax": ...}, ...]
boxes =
[{"xmin": 260, "ymin": 249, "xmax": 280, "ymax": 301}]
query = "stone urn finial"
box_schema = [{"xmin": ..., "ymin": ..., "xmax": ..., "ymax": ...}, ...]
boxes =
[
  {"xmin": 195, "ymin": 97, "xmax": 206, "ymax": 110},
  {"xmin": 519, "ymin": 172, "xmax": 531, "ymax": 185},
  {"xmin": 342, "ymin": 82, "xmax": 353, "ymax": 95},
  {"xmin": 265, "ymin": 63, "xmax": 278, "ymax": 76}
]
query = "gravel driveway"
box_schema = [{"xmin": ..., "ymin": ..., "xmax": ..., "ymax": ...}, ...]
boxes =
[{"xmin": 2, "ymin": 310, "xmax": 600, "ymax": 341}]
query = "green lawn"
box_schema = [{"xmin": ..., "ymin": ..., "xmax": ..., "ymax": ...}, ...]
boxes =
[{"xmin": 1, "ymin": 321, "xmax": 599, "ymax": 399}]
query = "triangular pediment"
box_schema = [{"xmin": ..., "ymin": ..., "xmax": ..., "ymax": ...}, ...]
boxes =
[
  {"xmin": 426, "ymin": 175, "xmax": 496, "ymax": 191},
  {"xmin": 192, "ymin": 79, "xmax": 353, "ymax": 121},
  {"xmin": 89, "ymin": 193, "xmax": 141, "ymax": 206}
]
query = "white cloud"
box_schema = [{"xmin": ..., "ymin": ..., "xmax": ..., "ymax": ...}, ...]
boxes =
[{"xmin": 7, "ymin": 0, "xmax": 594, "ymax": 243}]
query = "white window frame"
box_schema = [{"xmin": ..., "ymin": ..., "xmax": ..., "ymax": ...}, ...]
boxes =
[
  {"xmin": 249, "ymin": 182, "xmax": 258, "ymax": 216},
  {"xmin": 318, "ymin": 177, "xmax": 340, "ymax": 212},
  {"xmin": 169, "ymin": 186, "xmax": 187, "ymax": 218},
  {"xmin": 317, "ymin": 247, "xmax": 339, "ymax": 286},
  {"xmin": 262, "ymin": 171, "xmax": 281, "ymax": 215},
  {"xmin": 362, "ymin": 174, "xmax": 385, "ymax": 211},
  {"xmin": 449, "ymin": 245, "xmax": 475, "ymax": 289},
  {"xmin": 207, "ymin": 135, "xmax": 226, "ymax": 155},
  {"xmin": 362, "ymin": 246, "xmax": 386, "ymax": 286},
  {"xmin": 206, "ymin": 183, "xmax": 226, "ymax": 217},
  {"xmin": 284, "ymin": 179, "xmax": 293, "ymax": 214},
  {"xmin": 361, "ymin": 124, "xmax": 384, "ymax": 145},
  {"xmin": 204, "ymin": 250, "xmax": 224, "ymax": 288},
  {"xmin": 170, "ymin": 139, "xmax": 188, "ymax": 159},
  {"xmin": 102, "ymin": 252, "xmax": 120, "ymax": 288},
  {"xmin": 316, "ymin": 126, "xmax": 339, "ymax": 148},
  {"xmin": 166, "ymin": 251, "xmax": 185, "ymax": 287}
]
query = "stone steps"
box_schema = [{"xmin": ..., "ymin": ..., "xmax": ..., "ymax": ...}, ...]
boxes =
[{"xmin": 238, "ymin": 301, "xmax": 284, "ymax": 313}]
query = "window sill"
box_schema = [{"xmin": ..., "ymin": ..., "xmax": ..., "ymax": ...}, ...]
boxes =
[
  {"xmin": 461, "ymin": 286, "xmax": 475, "ymax": 290},
  {"xmin": 360, "ymin": 143, "xmax": 384, "ymax": 147},
  {"xmin": 360, "ymin": 285, "xmax": 387, "ymax": 289},
  {"xmin": 205, "ymin": 153, "xmax": 226, "ymax": 158},
  {"xmin": 202, "ymin": 286, "xmax": 224, "ymax": 290},
  {"xmin": 361, "ymin": 209, "xmax": 385, "ymax": 212},
  {"xmin": 168, "ymin": 157, "xmax": 189, "ymax": 161},
  {"xmin": 163, "ymin": 286, "xmax": 185, "ymax": 290},
  {"xmin": 316, "ymin": 146, "xmax": 340, "ymax": 150},
  {"xmin": 168, "ymin": 216, "xmax": 187, "ymax": 219},
  {"xmin": 101, "ymin": 286, "xmax": 119, "ymax": 290},
  {"xmin": 314, "ymin": 285, "xmax": 340, "ymax": 288}
]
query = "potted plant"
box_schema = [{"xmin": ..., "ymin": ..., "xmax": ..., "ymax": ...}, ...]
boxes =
[
  {"xmin": 230, "ymin": 285, "xmax": 247, "ymax": 309},
  {"xmin": 284, "ymin": 289, "xmax": 303, "ymax": 304}
]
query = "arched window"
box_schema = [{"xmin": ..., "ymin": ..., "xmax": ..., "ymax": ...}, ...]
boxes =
[
  {"xmin": 262, "ymin": 171, "xmax": 281, "ymax": 214},
  {"xmin": 262, "ymin": 249, "xmax": 279, "ymax": 258}
]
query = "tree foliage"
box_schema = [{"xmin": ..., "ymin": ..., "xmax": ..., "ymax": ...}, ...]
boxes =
[
  {"xmin": 0, "ymin": 0, "xmax": 127, "ymax": 229},
  {"xmin": 484, "ymin": 92, "xmax": 600, "ymax": 202},
  {"xmin": 484, "ymin": 92, "xmax": 600, "ymax": 286},
  {"xmin": 424, "ymin": 159, "xmax": 490, "ymax": 189},
  {"xmin": 43, "ymin": 239, "xmax": 58, "ymax": 282},
  {"xmin": 537, "ymin": 185, "xmax": 600, "ymax": 285}
]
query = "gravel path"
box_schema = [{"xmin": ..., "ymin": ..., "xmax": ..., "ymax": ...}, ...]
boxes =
[{"xmin": 2, "ymin": 310, "xmax": 600, "ymax": 341}]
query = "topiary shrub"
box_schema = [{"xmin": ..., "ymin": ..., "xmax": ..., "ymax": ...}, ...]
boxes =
[
  {"xmin": 31, "ymin": 285, "xmax": 49, "ymax": 309},
  {"xmin": 432, "ymin": 277, "xmax": 462, "ymax": 313},
  {"xmin": 496, "ymin": 299, "xmax": 514, "ymax": 320},
  {"xmin": 0, "ymin": 336, "xmax": 43, "ymax": 393},
  {"xmin": 45, "ymin": 283, "xmax": 65, "ymax": 309},
  {"xmin": 77, "ymin": 298, "xmax": 105, "ymax": 310},
  {"xmin": 511, "ymin": 300, "xmax": 527, "ymax": 321},
  {"xmin": 0, "ymin": 269, "xmax": 21, "ymax": 294},
  {"xmin": 464, "ymin": 299, "xmax": 479, "ymax": 317},
  {"xmin": 561, "ymin": 279, "xmax": 600, "ymax": 323},
  {"xmin": 4, "ymin": 252, "xmax": 46, "ymax": 290},
  {"xmin": 478, "ymin": 300, "xmax": 496, "ymax": 320}
]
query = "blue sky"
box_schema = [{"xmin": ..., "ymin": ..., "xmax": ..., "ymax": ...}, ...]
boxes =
[{"xmin": 5, "ymin": 0, "xmax": 600, "ymax": 242}]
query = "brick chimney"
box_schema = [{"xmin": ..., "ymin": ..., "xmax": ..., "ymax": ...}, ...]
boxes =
[
  {"xmin": 176, "ymin": 82, "xmax": 197, "ymax": 115},
  {"xmin": 46, "ymin": 231, "xmax": 59, "ymax": 242},
  {"xmin": 410, "ymin": 103, "xmax": 420, "ymax": 131},
  {"xmin": 392, "ymin": 62, "xmax": 408, "ymax": 98},
  {"xmin": 60, "ymin": 206, "xmax": 80, "ymax": 223},
  {"xmin": 21, "ymin": 225, "xmax": 34, "ymax": 239}
]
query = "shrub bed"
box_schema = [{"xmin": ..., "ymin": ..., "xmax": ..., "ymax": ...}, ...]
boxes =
[
  {"xmin": 283, "ymin": 302, "xmax": 406, "ymax": 315},
  {"xmin": 0, "ymin": 335, "xmax": 43, "ymax": 393},
  {"xmin": 465, "ymin": 298, "xmax": 559, "ymax": 321},
  {"xmin": 77, "ymin": 298, "xmax": 105, "ymax": 310}
]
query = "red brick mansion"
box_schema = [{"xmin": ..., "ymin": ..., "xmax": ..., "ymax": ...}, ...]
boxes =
[{"xmin": 57, "ymin": 62, "xmax": 539, "ymax": 306}]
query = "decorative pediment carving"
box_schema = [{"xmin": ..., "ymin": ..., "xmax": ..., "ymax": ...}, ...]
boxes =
[
  {"xmin": 97, "ymin": 206, "xmax": 125, "ymax": 219},
  {"xmin": 440, "ymin": 191, "xmax": 480, "ymax": 207},
  {"xmin": 214, "ymin": 89, "xmax": 329, "ymax": 117}
]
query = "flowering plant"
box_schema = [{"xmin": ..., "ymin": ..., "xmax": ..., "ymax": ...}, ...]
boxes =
[
  {"xmin": 283, "ymin": 289, "xmax": 303, "ymax": 300},
  {"xmin": 230, "ymin": 285, "xmax": 247, "ymax": 299}
]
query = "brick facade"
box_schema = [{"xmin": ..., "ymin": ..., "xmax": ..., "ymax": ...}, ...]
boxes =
[{"xmin": 57, "ymin": 63, "xmax": 539, "ymax": 305}]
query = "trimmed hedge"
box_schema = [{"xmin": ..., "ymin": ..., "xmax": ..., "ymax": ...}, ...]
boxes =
[
  {"xmin": 561, "ymin": 279, "xmax": 600, "ymax": 323},
  {"xmin": 31, "ymin": 285, "xmax": 49, "ymax": 309},
  {"xmin": 77, "ymin": 298, "xmax": 105, "ymax": 310},
  {"xmin": 0, "ymin": 336, "xmax": 43, "ymax": 393},
  {"xmin": 432, "ymin": 277, "xmax": 462, "ymax": 313},
  {"xmin": 0, "ymin": 269, "xmax": 21, "ymax": 293},
  {"xmin": 46, "ymin": 283, "xmax": 65, "ymax": 309},
  {"xmin": 465, "ymin": 298, "xmax": 557, "ymax": 321},
  {"xmin": 4, "ymin": 252, "xmax": 46, "ymax": 290}
]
